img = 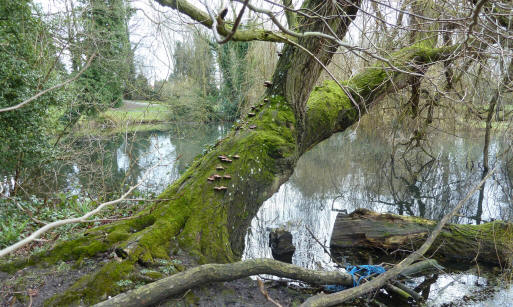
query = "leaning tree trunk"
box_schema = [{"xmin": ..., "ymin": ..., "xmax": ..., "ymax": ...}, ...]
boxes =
[
  {"xmin": 331, "ymin": 209, "xmax": 513, "ymax": 268},
  {"xmin": 0, "ymin": 1, "xmax": 461, "ymax": 305}
]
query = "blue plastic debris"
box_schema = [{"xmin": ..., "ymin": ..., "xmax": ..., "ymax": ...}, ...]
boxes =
[
  {"xmin": 323, "ymin": 284, "xmax": 346, "ymax": 292},
  {"xmin": 323, "ymin": 264, "xmax": 386, "ymax": 293}
]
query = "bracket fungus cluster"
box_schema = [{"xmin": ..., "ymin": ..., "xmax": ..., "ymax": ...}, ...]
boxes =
[{"xmin": 208, "ymin": 154, "xmax": 239, "ymax": 191}]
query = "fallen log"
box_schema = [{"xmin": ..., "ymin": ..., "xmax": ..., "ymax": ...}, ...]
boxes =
[{"xmin": 330, "ymin": 209, "xmax": 512, "ymax": 268}]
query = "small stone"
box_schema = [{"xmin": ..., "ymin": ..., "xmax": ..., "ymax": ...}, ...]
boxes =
[
  {"xmin": 264, "ymin": 81, "xmax": 273, "ymax": 87},
  {"xmin": 248, "ymin": 112, "xmax": 256, "ymax": 117},
  {"xmin": 259, "ymin": 104, "xmax": 264, "ymax": 107},
  {"xmin": 222, "ymin": 158, "xmax": 232, "ymax": 163},
  {"xmin": 223, "ymin": 175, "xmax": 231, "ymax": 179},
  {"xmin": 216, "ymin": 165, "xmax": 225, "ymax": 171},
  {"xmin": 218, "ymin": 155, "xmax": 228, "ymax": 160},
  {"xmin": 213, "ymin": 174, "xmax": 222, "ymax": 180},
  {"xmin": 249, "ymin": 125, "xmax": 257, "ymax": 129},
  {"xmin": 263, "ymin": 98, "xmax": 269, "ymax": 103},
  {"xmin": 214, "ymin": 186, "xmax": 227, "ymax": 191},
  {"xmin": 233, "ymin": 155, "xmax": 240, "ymax": 159},
  {"xmin": 269, "ymin": 228, "xmax": 295, "ymax": 264},
  {"xmin": 277, "ymin": 52, "xmax": 283, "ymax": 57},
  {"xmin": 207, "ymin": 176, "xmax": 215, "ymax": 181},
  {"xmin": 250, "ymin": 106, "xmax": 256, "ymax": 110}
]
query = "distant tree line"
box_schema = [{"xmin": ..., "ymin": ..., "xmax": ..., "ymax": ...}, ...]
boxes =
[{"xmin": 151, "ymin": 29, "xmax": 252, "ymax": 122}]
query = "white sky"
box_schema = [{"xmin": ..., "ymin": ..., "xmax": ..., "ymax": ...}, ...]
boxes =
[{"xmin": 35, "ymin": 0, "xmax": 177, "ymax": 82}]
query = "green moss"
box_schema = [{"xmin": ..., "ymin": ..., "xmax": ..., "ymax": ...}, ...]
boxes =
[
  {"xmin": 141, "ymin": 269, "xmax": 165, "ymax": 280},
  {"xmin": 127, "ymin": 214, "xmax": 156, "ymax": 232},
  {"xmin": 45, "ymin": 260, "xmax": 134, "ymax": 306},
  {"xmin": 304, "ymin": 80, "xmax": 358, "ymax": 148},
  {"xmin": 443, "ymin": 221, "xmax": 512, "ymax": 244},
  {"xmin": 37, "ymin": 235, "xmax": 110, "ymax": 264},
  {"xmin": 71, "ymin": 241, "xmax": 108, "ymax": 258},
  {"xmin": 345, "ymin": 68, "xmax": 388, "ymax": 100},
  {"xmin": 106, "ymin": 230, "xmax": 130, "ymax": 243},
  {"xmin": 0, "ymin": 257, "xmax": 33, "ymax": 274}
]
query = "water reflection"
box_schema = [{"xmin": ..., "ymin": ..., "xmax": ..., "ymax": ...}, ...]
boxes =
[
  {"xmin": 0, "ymin": 123, "xmax": 231, "ymax": 199},
  {"xmin": 94, "ymin": 123, "xmax": 231, "ymax": 195},
  {"xmin": 243, "ymin": 127, "xmax": 512, "ymax": 269}
]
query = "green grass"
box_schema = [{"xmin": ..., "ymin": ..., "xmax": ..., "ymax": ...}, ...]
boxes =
[
  {"xmin": 99, "ymin": 102, "xmax": 172, "ymax": 124},
  {"xmin": 75, "ymin": 101, "xmax": 175, "ymax": 136},
  {"xmin": 99, "ymin": 104, "xmax": 172, "ymax": 124}
]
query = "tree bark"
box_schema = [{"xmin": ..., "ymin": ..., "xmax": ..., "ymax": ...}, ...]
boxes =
[{"xmin": 331, "ymin": 209, "xmax": 512, "ymax": 268}]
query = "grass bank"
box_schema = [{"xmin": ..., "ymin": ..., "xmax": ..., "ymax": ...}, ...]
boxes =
[{"xmin": 76, "ymin": 100, "xmax": 175, "ymax": 136}]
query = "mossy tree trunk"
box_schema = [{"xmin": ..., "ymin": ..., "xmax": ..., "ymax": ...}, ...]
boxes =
[{"xmin": 2, "ymin": 1, "xmax": 464, "ymax": 305}]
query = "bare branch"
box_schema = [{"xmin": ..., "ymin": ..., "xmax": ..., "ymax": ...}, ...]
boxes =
[
  {"xmin": 0, "ymin": 164, "xmax": 157, "ymax": 258},
  {"xmin": 154, "ymin": 0, "xmax": 293, "ymax": 42},
  {"xmin": 204, "ymin": 0, "xmax": 249, "ymax": 44}
]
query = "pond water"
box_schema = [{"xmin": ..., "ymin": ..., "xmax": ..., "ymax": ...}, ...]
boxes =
[{"xmin": 4, "ymin": 122, "xmax": 511, "ymax": 306}]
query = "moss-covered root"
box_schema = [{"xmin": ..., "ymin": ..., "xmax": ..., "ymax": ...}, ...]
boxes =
[{"xmin": 44, "ymin": 261, "xmax": 134, "ymax": 306}]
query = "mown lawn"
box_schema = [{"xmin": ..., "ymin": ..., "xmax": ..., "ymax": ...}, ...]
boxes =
[{"xmin": 99, "ymin": 101, "xmax": 173, "ymax": 124}]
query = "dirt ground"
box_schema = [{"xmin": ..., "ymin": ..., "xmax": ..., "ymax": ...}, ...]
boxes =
[{"xmin": 0, "ymin": 255, "xmax": 313, "ymax": 307}]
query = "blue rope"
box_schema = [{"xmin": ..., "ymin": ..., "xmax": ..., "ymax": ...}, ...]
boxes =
[{"xmin": 323, "ymin": 264, "xmax": 386, "ymax": 293}]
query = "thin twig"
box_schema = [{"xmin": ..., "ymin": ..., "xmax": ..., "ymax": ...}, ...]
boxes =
[{"xmin": 257, "ymin": 278, "xmax": 283, "ymax": 307}]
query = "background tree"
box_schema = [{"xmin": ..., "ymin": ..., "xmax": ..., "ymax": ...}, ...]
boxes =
[
  {"xmin": 217, "ymin": 40, "xmax": 250, "ymax": 119},
  {"xmin": 62, "ymin": 0, "xmax": 134, "ymax": 124},
  {"xmin": 0, "ymin": 0, "xmax": 60, "ymax": 194}
]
